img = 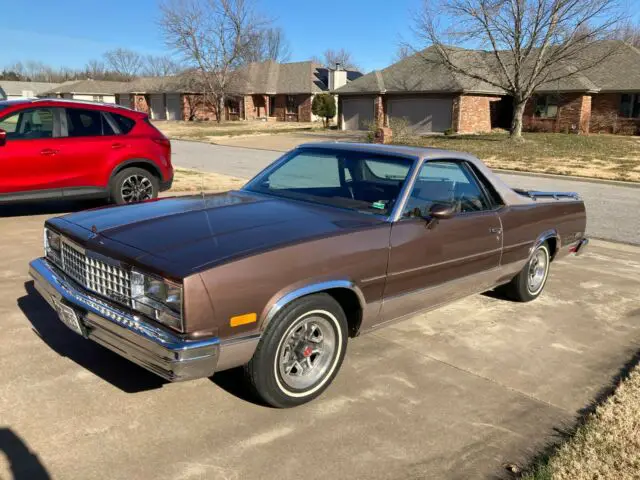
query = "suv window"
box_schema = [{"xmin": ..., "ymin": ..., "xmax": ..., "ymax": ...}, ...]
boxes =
[
  {"xmin": 403, "ymin": 161, "xmax": 491, "ymax": 217},
  {"xmin": 65, "ymin": 108, "xmax": 114, "ymax": 137},
  {"xmin": 111, "ymin": 113, "xmax": 136, "ymax": 134},
  {"xmin": 0, "ymin": 108, "xmax": 55, "ymax": 140}
]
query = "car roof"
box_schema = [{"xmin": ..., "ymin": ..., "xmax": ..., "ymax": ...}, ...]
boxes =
[
  {"xmin": 0, "ymin": 97, "xmax": 137, "ymax": 113},
  {"xmin": 296, "ymin": 142, "xmax": 479, "ymax": 162}
]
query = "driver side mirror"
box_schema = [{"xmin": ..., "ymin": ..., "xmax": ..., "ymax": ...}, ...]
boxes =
[
  {"xmin": 0, "ymin": 129, "xmax": 6, "ymax": 147},
  {"xmin": 429, "ymin": 203, "xmax": 455, "ymax": 220},
  {"xmin": 424, "ymin": 203, "xmax": 455, "ymax": 229}
]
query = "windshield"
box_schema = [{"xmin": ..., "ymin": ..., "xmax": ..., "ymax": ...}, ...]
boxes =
[{"xmin": 244, "ymin": 148, "xmax": 414, "ymax": 216}]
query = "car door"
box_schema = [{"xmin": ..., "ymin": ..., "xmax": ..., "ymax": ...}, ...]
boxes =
[
  {"xmin": 380, "ymin": 159, "xmax": 503, "ymax": 322},
  {"xmin": 0, "ymin": 107, "xmax": 64, "ymax": 195},
  {"xmin": 54, "ymin": 107, "xmax": 122, "ymax": 194}
]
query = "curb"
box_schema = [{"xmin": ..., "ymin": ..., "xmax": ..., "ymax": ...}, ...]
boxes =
[{"xmin": 492, "ymin": 168, "xmax": 640, "ymax": 189}]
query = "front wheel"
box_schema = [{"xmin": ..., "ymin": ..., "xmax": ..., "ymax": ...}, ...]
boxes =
[
  {"xmin": 245, "ymin": 294, "xmax": 348, "ymax": 408},
  {"xmin": 498, "ymin": 243, "xmax": 551, "ymax": 302},
  {"xmin": 110, "ymin": 167, "xmax": 159, "ymax": 205}
]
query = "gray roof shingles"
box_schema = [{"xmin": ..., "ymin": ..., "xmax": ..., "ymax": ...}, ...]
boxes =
[
  {"xmin": 0, "ymin": 81, "xmax": 61, "ymax": 96},
  {"xmin": 337, "ymin": 40, "xmax": 640, "ymax": 95}
]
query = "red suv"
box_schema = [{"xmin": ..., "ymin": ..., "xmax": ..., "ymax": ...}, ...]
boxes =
[{"xmin": 0, "ymin": 99, "xmax": 173, "ymax": 205}]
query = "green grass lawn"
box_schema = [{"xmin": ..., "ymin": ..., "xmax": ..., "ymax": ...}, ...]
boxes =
[
  {"xmin": 523, "ymin": 360, "xmax": 640, "ymax": 479},
  {"xmin": 397, "ymin": 132, "xmax": 640, "ymax": 182}
]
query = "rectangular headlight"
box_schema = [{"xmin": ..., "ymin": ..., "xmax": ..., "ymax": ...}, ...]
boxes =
[
  {"xmin": 131, "ymin": 269, "xmax": 183, "ymax": 331},
  {"xmin": 44, "ymin": 227, "xmax": 62, "ymax": 264}
]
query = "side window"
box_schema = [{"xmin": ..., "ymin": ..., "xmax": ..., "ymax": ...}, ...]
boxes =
[
  {"xmin": 110, "ymin": 113, "xmax": 136, "ymax": 134},
  {"xmin": 65, "ymin": 108, "xmax": 108, "ymax": 137},
  {"xmin": 364, "ymin": 158, "xmax": 411, "ymax": 180},
  {"xmin": 0, "ymin": 108, "xmax": 55, "ymax": 140},
  {"xmin": 403, "ymin": 161, "xmax": 491, "ymax": 217},
  {"xmin": 267, "ymin": 152, "xmax": 340, "ymax": 189}
]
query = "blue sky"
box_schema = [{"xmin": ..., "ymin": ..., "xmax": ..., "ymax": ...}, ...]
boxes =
[
  {"xmin": 0, "ymin": 0, "xmax": 422, "ymax": 73},
  {"xmin": 1, "ymin": 0, "xmax": 638, "ymax": 74}
]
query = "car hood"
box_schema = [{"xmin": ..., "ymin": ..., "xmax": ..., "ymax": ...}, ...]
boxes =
[{"xmin": 55, "ymin": 191, "xmax": 385, "ymax": 277}]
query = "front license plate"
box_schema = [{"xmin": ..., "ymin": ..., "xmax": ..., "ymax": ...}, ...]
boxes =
[{"xmin": 51, "ymin": 297, "xmax": 84, "ymax": 336}]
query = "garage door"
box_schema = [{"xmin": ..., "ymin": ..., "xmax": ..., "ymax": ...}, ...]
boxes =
[
  {"xmin": 117, "ymin": 94, "xmax": 131, "ymax": 108},
  {"xmin": 388, "ymin": 97, "xmax": 453, "ymax": 133},
  {"xmin": 342, "ymin": 97, "xmax": 374, "ymax": 131},
  {"xmin": 166, "ymin": 94, "xmax": 182, "ymax": 121},
  {"xmin": 150, "ymin": 94, "xmax": 166, "ymax": 120}
]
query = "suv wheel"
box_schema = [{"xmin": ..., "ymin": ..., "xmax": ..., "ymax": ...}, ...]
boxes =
[
  {"xmin": 498, "ymin": 243, "xmax": 551, "ymax": 302},
  {"xmin": 245, "ymin": 294, "xmax": 348, "ymax": 408},
  {"xmin": 111, "ymin": 167, "xmax": 159, "ymax": 205}
]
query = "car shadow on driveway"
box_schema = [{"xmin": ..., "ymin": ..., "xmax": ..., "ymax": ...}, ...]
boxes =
[
  {"xmin": 18, "ymin": 281, "xmax": 166, "ymax": 394},
  {"xmin": 208, "ymin": 368, "xmax": 269, "ymax": 407},
  {"xmin": 0, "ymin": 200, "xmax": 105, "ymax": 218}
]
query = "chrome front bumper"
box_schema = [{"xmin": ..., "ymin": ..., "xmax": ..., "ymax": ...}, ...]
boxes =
[{"xmin": 29, "ymin": 258, "xmax": 219, "ymax": 382}]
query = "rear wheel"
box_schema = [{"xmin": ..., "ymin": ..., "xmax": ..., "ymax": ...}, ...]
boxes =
[
  {"xmin": 245, "ymin": 294, "xmax": 348, "ymax": 408},
  {"xmin": 110, "ymin": 167, "xmax": 159, "ymax": 205},
  {"xmin": 498, "ymin": 243, "xmax": 551, "ymax": 302}
]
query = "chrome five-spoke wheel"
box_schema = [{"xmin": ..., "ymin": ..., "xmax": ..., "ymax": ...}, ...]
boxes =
[
  {"xmin": 277, "ymin": 313, "xmax": 337, "ymax": 391},
  {"xmin": 527, "ymin": 246, "xmax": 549, "ymax": 295},
  {"xmin": 245, "ymin": 294, "xmax": 348, "ymax": 408}
]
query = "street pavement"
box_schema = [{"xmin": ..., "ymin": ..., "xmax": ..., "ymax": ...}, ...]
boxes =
[{"xmin": 171, "ymin": 139, "xmax": 640, "ymax": 245}]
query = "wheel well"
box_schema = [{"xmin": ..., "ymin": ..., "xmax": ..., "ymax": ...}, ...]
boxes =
[
  {"xmin": 545, "ymin": 237, "xmax": 558, "ymax": 260},
  {"xmin": 325, "ymin": 287, "xmax": 362, "ymax": 337},
  {"xmin": 111, "ymin": 160, "xmax": 161, "ymax": 185}
]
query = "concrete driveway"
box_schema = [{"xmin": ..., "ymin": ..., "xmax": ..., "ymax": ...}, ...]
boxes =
[
  {"xmin": 1, "ymin": 201, "xmax": 639, "ymax": 479},
  {"xmin": 171, "ymin": 139, "xmax": 640, "ymax": 245}
]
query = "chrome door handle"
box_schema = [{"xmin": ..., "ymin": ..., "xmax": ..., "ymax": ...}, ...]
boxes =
[{"xmin": 489, "ymin": 227, "xmax": 502, "ymax": 234}]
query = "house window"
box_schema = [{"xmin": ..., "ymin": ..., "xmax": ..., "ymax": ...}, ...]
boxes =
[
  {"xmin": 93, "ymin": 95, "xmax": 104, "ymax": 102},
  {"xmin": 286, "ymin": 95, "xmax": 297, "ymax": 114},
  {"xmin": 619, "ymin": 93, "xmax": 640, "ymax": 118},
  {"xmin": 534, "ymin": 94, "xmax": 559, "ymax": 118},
  {"xmin": 227, "ymin": 99, "xmax": 239, "ymax": 114}
]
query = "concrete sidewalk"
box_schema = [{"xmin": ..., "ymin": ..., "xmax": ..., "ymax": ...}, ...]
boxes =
[{"xmin": 1, "ymin": 196, "xmax": 639, "ymax": 479}]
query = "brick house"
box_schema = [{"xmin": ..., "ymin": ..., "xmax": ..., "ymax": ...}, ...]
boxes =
[
  {"xmin": 119, "ymin": 61, "xmax": 362, "ymax": 123},
  {"xmin": 335, "ymin": 41, "xmax": 640, "ymax": 135}
]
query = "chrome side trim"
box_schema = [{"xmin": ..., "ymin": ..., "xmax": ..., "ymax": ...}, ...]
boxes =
[
  {"xmin": 263, "ymin": 280, "xmax": 366, "ymax": 328},
  {"xmin": 531, "ymin": 230, "xmax": 561, "ymax": 258},
  {"xmin": 216, "ymin": 333, "xmax": 261, "ymax": 372},
  {"xmin": 29, "ymin": 258, "xmax": 219, "ymax": 381},
  {"xmin": 387, "ymin": 247, "xmax": 503, "ymax": 278},
  {"xmin": 389, "ymin": 157, "xmax": 423, "ymax": 222}
]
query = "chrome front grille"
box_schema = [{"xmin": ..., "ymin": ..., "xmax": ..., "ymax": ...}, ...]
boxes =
[{"xmin": 59, "ymin": 241, "xmax": 132, "ymax": 306}]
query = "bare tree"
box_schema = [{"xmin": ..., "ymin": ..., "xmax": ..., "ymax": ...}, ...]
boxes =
[
  {"xmin": 414, "ymin": 0, "xmax": 623, "ymax": 138},
  {"xmin": 261, "ymin": 27, "xmax": 291, "ymax": 62},
  {"xmin": 313, "ymin": 48, "xmax": 359, "ymax": 70},
  {"xmin": 614, "ymin": 20, "xmax": 640, "ymax": 47},
  {"xmin": 394, "ymin": 45, "xmax": 412, "ymax": 62},
  {"xmin": 160, "ymin": 0, "xmax": 265, "ymax": 123},
  {"xmin": 85, "ymin": 60, "xmax": 107, "ymax": 79},
  {"xmin": 142, "ymin": 55, "xmax": 182, "ymax": 76},
  {"xmin": 103, "ymin": 48, "xmax": 143, "ymax": 78}
]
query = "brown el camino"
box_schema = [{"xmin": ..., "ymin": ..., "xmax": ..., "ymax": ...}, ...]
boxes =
[{"xmin": 29, "ymin": 143, "xmax": 588, "ymax": 407}]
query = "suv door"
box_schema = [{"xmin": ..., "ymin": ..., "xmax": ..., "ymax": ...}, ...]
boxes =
[
  {"xmin": 55, "ymin": 107, "xmax": 123, "ymax": 195},
  {"xmin": 0, "ymin": 107, "xmax": 63, "ymax": 196},
  {"xmin": 381, "ymin": 159, "xmax": 503, "ymax": 322}
]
